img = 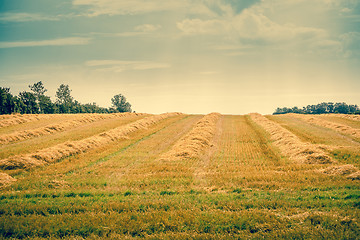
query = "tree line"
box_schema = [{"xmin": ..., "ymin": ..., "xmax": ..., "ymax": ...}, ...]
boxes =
[
  {"xmin": 273, "ymin": 102, "xmax": 360, "ymax": 115},
  {"xmin": 0, "ymin": 81, "xmax": 132, "ymax": 114}
]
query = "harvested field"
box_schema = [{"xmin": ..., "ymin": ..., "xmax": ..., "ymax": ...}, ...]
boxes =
[
  {"xmin": 0, "ymin": 113, "xmax": 145, "ymax": 144},
  {"xmin": 159, "ymin": 112, "xmax": 221, "ymax": 160},
  {"xmin": 333, "ymin": 114, "xmax": 360, "ymax": 122},
  {"xmin": 0, "ymin": 114, "xmax": 59, "ymax": 128},
  {"xmin": 0, "ymin": 113, "xmax": 359, "ymax": 239},
  {"xmin": 250, "ymin": 113, "xmax": 332, "ymax": 164},
  {"xmin": 0, "ymin": 113, "xmax": 181, "ymax": 170},
  {"xmin": 289, "ymin": 113, "xmax": 360, "ymax": 139}
]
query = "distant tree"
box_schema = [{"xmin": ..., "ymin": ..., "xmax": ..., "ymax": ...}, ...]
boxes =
[
  {"xmin": 29, "ymin": 81, "xmax": 47, "ymax": 98},
  {"xmin": 273, "ymin": 102, "xmax": 359, "ymax": 115},
  {"xmin": 38, "ymin": 95, "xmax": 55, "ymax": 114},
  {"xmin": 349, "ymin": 104, "xmax": 358, "ymax": 114},
  {"xmin": 56, "ymin": 84, "xmax": 73, "ymax": 113},
  {"xmin": 111, "ymin": 94, "xmax": 132, "ymax": 112},
  {"xmin": 29, "ymin": 81, "xmax": 48, "ymax": 113},
  {"xmin": 315, "ymin": 102, "xmax": 327, "ymax": 114},
  {"xmin": 291, "ymin": 106, "xmax": 303, "ymax": 114},
  {"xmin": 1, "ymin": 83, "xmax": 135, "ymax": 115},
  {"xmin": 18, "ymin": 91, "xmax": 38, "ymax": 114},
  {"xmin": 0, "ymin": 87, "xmax": 15, "ymax": 114},
  {"xmin": 334, "ymin": 102, "xmax": 350, "ymax": 114}
]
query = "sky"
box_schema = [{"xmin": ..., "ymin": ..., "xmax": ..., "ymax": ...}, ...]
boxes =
[{"xmin": 0, "ymin": 0, "xmax": 359, "ymax": 114}]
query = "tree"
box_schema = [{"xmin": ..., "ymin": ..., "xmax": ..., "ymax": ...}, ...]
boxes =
[
  {"xmin": 29, "ymin": 81, "xmax": 48, "ymax": 113},
  {"xmin": 0, "ymin": 87, "xmax": 15, "ymax": 114},
  {"xmin": 56, "ymin": 84, "xmax": 73, "ymax": 113},
  {"xmin": 38, "ymin": 95, "xmax": 55, "ymax": 114},
  {"xmin": 29, "ymin": 81, "xmax": 47, "ymax": 98},
  {"xmin": 334, "ymin": 102, "xmax": 349, "ymax": 114},
  {"xmin": 18, "ymin": 91, "xmax": 38, "ymax": 114},
  {"xmin": 111, "ymin": 94, "xmax": 132, "ymax": 112}
]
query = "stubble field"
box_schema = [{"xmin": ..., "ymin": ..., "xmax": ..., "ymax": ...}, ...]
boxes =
[{"xmin": 0, "ymin": 112, "xmax": 359, "ymax": 239}]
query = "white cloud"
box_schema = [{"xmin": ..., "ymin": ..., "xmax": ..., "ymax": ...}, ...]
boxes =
[
  {"xmin": 177, "ymin": 19, "xmax": 225, "ymax": 35},
  {"xmin": 117, "ymin": 24, "xmax": 161, "ymax": 37},
  {"xmin": 85, "ymin": 60, "xmax": 171, "ymax": 72},
  {"xmin": 340, "ymin": 32, "xmax": 360, "ymax": 57},
  {"xmin": 0, "ymin": 12, "xmax": 59, "ymax": 22},
  {"xmin": 177, "ymin": 8, "xmax": 326, "ymax": 43},
  {"xmin": 0, "ymin": 37, "xmax": 91, "ymax": 48},
  {"xmin": 72, "ymin": 0, "xmax": 184, "ymax": 16},
  {"xmin": 72, "ymin": 0, "xmax": 217, "ymax": 17},
  {"xmin": 135, "ymin": 24, "xmax": 161, "ymax": 32}
]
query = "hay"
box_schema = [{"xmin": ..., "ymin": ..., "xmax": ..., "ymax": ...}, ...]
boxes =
[
  {"xmin": 48, "ymin": 180, "xmax": 70, "ymax": 188},
  {"xmin": 332, "ymin": 114, "xmax": 360, "ymax": 122},
  {"xmin": 0, "ymin": 173, "xmax": 16, "ymax": 188},
  {"xmin": 0, "ymin": 112, "xmax": 143, "ymax": 144},
  {"xmin": 289, "ymin": 114, "xmax": 360, "ymax": 138},
  {"xmin": 0, "ymin": 114, "xmax": 56, "ymax": 128},
  {"xmin": 0, "ymin": 112, "xmax": 182, "ymax": 170},
  {"xmin": 322, "ymin": 165, "xmax": 358, "ymax": 175},
  {"xmin": 249, "ymin": 113, "xmax": 332, "ymax": 164},
  {"xmin": 159, "ymin": 113, "xmax": 221, "ymax": 161},
  {"xmin": 347, "ymin": 171, "xmax": 360, "ymax": 180}
]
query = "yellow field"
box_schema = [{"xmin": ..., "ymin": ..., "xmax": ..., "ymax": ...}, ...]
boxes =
[{"xmin": 0, "ymin": 113, "xmax": 359, "ymax": 239}]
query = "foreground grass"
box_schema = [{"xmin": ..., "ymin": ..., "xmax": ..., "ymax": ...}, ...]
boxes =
[{"xmin": 0, "ymin": 114, "xmax": 359, "ymax": 239}]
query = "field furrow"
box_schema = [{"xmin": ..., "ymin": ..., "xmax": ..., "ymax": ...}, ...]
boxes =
[
  {"xmin": 197, "ymin": 115, "xmax": 287, "ymax": 190},
  {"xmin": 332, "ymin": 114, "xmax": 360, "ymax": 122},
  {"xmin": 0, "ymin": 113, "xmax": 181, "ymax": 170},
  {"xmin": 0, "ymin": 113, "xmax": 146, "ymax": 144},
  {"xmin": 0, "ymin": 114, "xmax": 63, "ymax": 128},
  {"xmin": 289, "ymin": 114, "xmax": 360, "ymax": 139},
  {"xmin": 0, "ymin": 114, "xmax": 147, "ymax": 160},
  {"xmin": 250, "ymin": 113, "xmax": 332, "ymax": 164},
  {"xmin": 74, "ymin": 114, "xmax": 205, "ymax": 190},
  {"xmin": 319, "ymin": 114, "xmax": 360, "ymax": 129},
  {"xmin": 158, "ymin": 112, "xmax": 221, "ymax": 161}
]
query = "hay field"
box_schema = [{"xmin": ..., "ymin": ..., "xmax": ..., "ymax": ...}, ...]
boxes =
[{"xmin": 0, "ymin": 113, "xmax": 359, "ymax": 239}]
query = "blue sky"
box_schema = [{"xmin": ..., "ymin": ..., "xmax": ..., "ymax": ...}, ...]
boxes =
[{"xmin": 0, "ymin": 0, "xmax": 359, "ymax": 114}]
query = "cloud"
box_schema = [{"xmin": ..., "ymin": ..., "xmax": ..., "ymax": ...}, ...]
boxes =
[
  {"xmin": 72, "ymin": 0, "xmax": 185, "ymax": 16},
  {"xmin": 177, "ymin": 9, "xmax": 326, "ymax": 43},
  {"xmin": 72, "ymin": 0, "xmax": 217, "ymax": 17},
  {"xmin": 0, "ymin": 37, "xmax": 91, "ymax": 48},
  {"xmin": 0, "ymin": 12, "xmax": 59, "ymax": 22},
  {"xmin": 85, "ymin": 60, "xmax": 171, "ymax": 72},
  {"xmin": 117, "ymin": 24, "xmax": 161, "ymax": 37},
  {"xmin": 340, "ymin": 32, "xmax": 360, "ymax": 57}
]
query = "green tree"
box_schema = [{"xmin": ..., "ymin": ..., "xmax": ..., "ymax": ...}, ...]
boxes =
[
  {"xmin": 111, "ymin": 94, "xmax": 132, "ymax": 112},
  {"xmin": 0, "ymin": 87, "xmax": 15, "ymax": 114},
  {"xmin": 29, "ymin": 81, "xmax": 47, "ymax": 98},
  {"xmin": 56, "ymin": 84, "xmax": 73, "ymax": 113},
  {"xmin": 334, "ymin": 102, "xmax": 350, "ymax": 114},
  {"xmin": 29, "ymin": 81, "xmax": 48, "ymax": 113},
  {"xmin": 38, "ymin": 95, "xmax": 55, "ymax": 114},
  {"xmin": 18, "ymin": 91, "xmax": 38, "ymax": 114}
]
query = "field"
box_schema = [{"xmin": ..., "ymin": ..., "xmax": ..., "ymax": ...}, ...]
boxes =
[{"xmin": 0, "ymin": 112, "xmax": 359, "ymax": 239}]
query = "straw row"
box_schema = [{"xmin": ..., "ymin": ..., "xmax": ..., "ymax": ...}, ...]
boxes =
[
  {"xmin": 321, "ymin": 164, "xmax": 360, "ymax": 180},
  {"xmin": 0, "ymin": 173, "xmax": 16, "ymax": 189},
  {"xmin": 0, "ymin": 114, "xmax": 59, "ymax": 128},
  {"xmin": 0, "ymin": 112, "xmax": 182, "ymax": 170},
  {"xmin": 289, "ymin": 114, "xmax": 360, "ymax": 138},
  {"xmin": 158, "ymin": 112, "xmax": 221, "ymax": 161},
  {"xmin": 0, "ymin": 113, "xmax": 145, "ymax": 144},
  {"xmin": 249, "ymin": 113, "xmax": 332, "ymax": 164},
  {"xmin": 329, "ymin": 114, "xmax": 360, "ymax": 122}
]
